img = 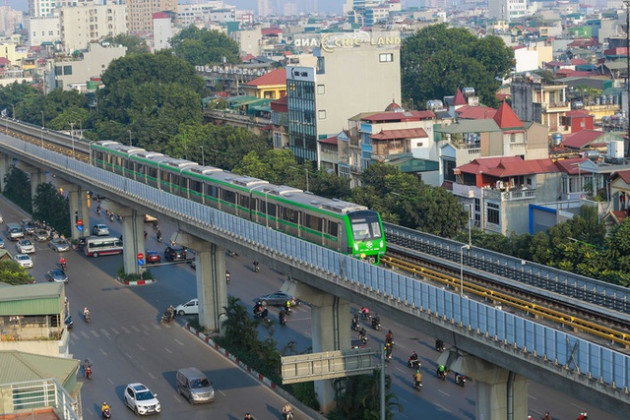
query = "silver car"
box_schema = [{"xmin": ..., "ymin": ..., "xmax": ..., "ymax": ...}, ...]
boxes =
[
  {"xmin": 45, "ymin": 268, "xmax": 68, "ymax": 283},
  {"xmin": 92, "ymin": 224, "xmax": 110, "ymax": 236},
  {"xmin": 16, "ymin": 239, "xmax": 35, "ymax": 254},
  {"xmin": 48, "ymin": 238, "xmax": 70, "ymax": 252},
  {"xmin": 14, "ymin": 253, "xmax": 33, "ymax": 268}
]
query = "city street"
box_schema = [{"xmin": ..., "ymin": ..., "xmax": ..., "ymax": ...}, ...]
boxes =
[{"xmin": 1, "ymin": 194, "xmax": 621, "ymax": 419}]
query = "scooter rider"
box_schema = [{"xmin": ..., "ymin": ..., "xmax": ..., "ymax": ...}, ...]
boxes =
[
  {"xmin": 101, "ymin": 402, "xmax": 110, "ymax": 415},
  {"xmin": 351, "ymin": 313, "xmax": 359, "ymax": 330},
  {"xmin": 371, "ymin": 313, "xmax": 381, "ymax": 329},
  {"xmin": 437, "ymin": 364, "xmax": 446, "ymax": 379},
  {"xmin": 436, "ymin": 339, "xmax": 445, "ymax": 352},
  {"xmin": 59, "ymin": 256, "xmax": 67, "ymax": 270},
  {"xmin": 408, "ymin": 351, "xmax": 420, "ymax": 368},
  {"xmin": 281, "ymin": 402, "xmax": 294, "ymax": 420},
  {"xmin": 360, "ymin": 306, "xmax": 370, "ymax": 320},
  {"xmin": 279, "ymin": 310, "xmax": 287, "ymax": 325},
  {"xmin": 359, "ymin": 327, "xmax": 367, "ymax": 344},
  {"xmin": 413, "ymin": 369, "xmax": 423, "ymax": 389},
  {"xmin": 385, "ymin": 330, "xmax": 394, "ymax": 346}
]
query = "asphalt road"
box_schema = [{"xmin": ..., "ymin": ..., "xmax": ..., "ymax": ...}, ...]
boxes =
[{"xmin": 1, "ymin": 194, "xmax": 621, "ymax": 420}]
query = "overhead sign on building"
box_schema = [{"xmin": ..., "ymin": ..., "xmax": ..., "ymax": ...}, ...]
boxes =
[
  {"xmin": 292, "ymin": 31, "xmax": 401, "ymax": 52},
  {"xmin": 281, "ymin": 348, "xmax": 377, "ymax": 384}
]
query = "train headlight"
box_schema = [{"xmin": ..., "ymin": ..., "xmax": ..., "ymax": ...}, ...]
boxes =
[
  {"xmin": 354, "ymin": 244, "xmax": 359, "ymax": 250},
  {"xmin": 380, "ymin": 240, "xmax": 384, "ymax": 248}
]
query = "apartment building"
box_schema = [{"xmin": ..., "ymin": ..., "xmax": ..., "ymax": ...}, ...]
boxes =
[
  {"xmin": 60, "ymin": 3, "xmax": 127, "ymax": 52},
  {"xmin": 127, "ymin": 0, "xmax": 176, "ymax": 34},
  {"xmin": 286, "ymin": 31, "xmax": 401, "ymax": 167}
]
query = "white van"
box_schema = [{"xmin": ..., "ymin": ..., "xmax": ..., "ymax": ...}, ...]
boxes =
[
  {"xmin": 6, "ymin": 223, "xmax": 24, "ymax": 240},
  {"xmin": 176, "ymin": 367, "xmax": 214, "ymax": 404}
]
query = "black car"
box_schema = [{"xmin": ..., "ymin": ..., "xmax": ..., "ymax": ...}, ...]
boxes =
[
  {"xmin": 164, "ymin": 246, "xmax": 187, "ymax": 261},
  {"xmin": 257, "ymin": 291, "xmax": 299, "ymax": 307}
]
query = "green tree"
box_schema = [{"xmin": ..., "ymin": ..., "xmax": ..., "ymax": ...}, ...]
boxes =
[
  {"xmin": 32, "ymin": 183, "xmax": 71, "ymax": 237},
  {"xmin": 0, "ymin": 82, "xmax": 38, "ymax": 118},
  {"xmin": 0, "ymin": 260, "xmax": 33, "ymax": 285},
  {"xmin": 101, "ymin": 34, "xmax": 150, "ymax": 55},
  {"xmin": 327, "ymin": 371, "xmax": 401, "ymax": 420},
  {"xmin": 3, "ymin": 166, "xmax": 32, "ymax": 213},
  {"xmin": 401, "ymin": 24, "xmax": 514, "ymax": 108},
  {"xmin": 170, "ymin": 27, "xmax": 240, "ymax": 66}
]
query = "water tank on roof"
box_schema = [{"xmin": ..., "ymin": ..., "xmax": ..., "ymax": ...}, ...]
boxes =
[
  {"xmin": 426, "ymin": 99, "xmax": 443, "ymax": 110},
  {"xmin": 607, "ymin": 140, "xmax": 624, "ymax": 159},
  {"xmin": 462, "ymin": 87, "xmax": 475, "ymax": 97},
  {"xmin": 552, "ymin": 132, "xmax": 562, "ymax": 146},
  {"xmin": 582, "ymin": 150, "xmax": 599, "ymax": 160}
]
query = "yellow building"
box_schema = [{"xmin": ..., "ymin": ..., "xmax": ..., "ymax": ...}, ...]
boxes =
[{"xmin": 242, "ymin": 68, "xmax": 286, "ymax": 99}]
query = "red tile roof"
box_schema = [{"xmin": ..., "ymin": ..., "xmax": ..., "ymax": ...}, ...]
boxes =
[
  {"xmin": 493, "ymin": 101, "xmax": 523, "ymax": 129},
  {"xmin": 456, "ymin": 105, "xmax": 497, "ymax": 119},
  {"xmin": 371, "ymin": 128, "xmax": 428, "ymax": 140},
  {"xmin": 453, "ymin": 88, "xmax": 466, "ymax": 106},
  {"xmin": 570, "ymin": 58, "xmax": 587, "ymax": 65},
  {"xmin": 245, "ymin": 68, "xmax": 286, "ymax": 87},
  {"xmin": 561, "ymin": 129, "xmax": 604, "ymax": 149},
  {"xmin": 262, "ymin": 28, "xmax": 282, "ymax": 36},
  {"xmin": 457, "ymin": 156, "xmax": 560, "ymax": 177},
  {"xmin": 554, "ymin": 157, "xmax": 590, "ymax": 175},
  {"xmin": 153, "ymin": 12, "xmax": 169, "ymax": 19},
  {"xmin": 361, "ymin": 110, "xmax": 434, "ymax": 122},
  {"xmin": 319, "ymin": 136, "xmax": 338, "ymax": 145},
  {"xmin": 617, "ymin": 170, "xmax": 630, "ymax": 183}
]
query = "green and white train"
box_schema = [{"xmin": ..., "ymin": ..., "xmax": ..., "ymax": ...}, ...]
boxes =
[{"xmin": 91, "ymin": 141, "xmax": 386, "ymax": 264}]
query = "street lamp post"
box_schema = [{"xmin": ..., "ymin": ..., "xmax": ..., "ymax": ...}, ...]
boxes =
[
  {"xmin": 69, "ymin": 122, "xmax": 75, "ymax": 157},
  {"xmin": 460, "ymin": 244, "xmax": 470, "ymax": 297},
  {"xmin": 626, "ymin": 0, "xmax": 630, "ymax": 156},
  {"xmin": 11, "ymin": 104, "xmax": 15, "ymax": 119},
  {"xmin": 40, "ymin": 111, "xmax": 45, "ymax": 147},
  {"xmin": 200, "ymin": 146, "xmax": 205, "ymax": 166},
  {"xmin": 128, "ymin": 130, "xmax": 132, "ymax": 146}
]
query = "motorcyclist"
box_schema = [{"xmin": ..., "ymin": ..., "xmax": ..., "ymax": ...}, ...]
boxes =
[
  {"xmin": 83, "ymin": 359, "xmax": 92, "ymax": 378},
  {"xmin": 359, "ymin": 327, "xmax": 367, "ymax": 344},
  {"xmin": 384, "ymin": 342, "xmax": 393, "ymax": 361},
  {"xmin": 244, "ymin": 412, "xmax": 254, "ymax": 420},
  {"xmin": 253, "ymin": 260, "xmax": 260, "ymax": 272},
  {"xmin": 371, "ymin": 314, "xmax": 381, "ymax": 329},
  {"xmin": 385, "ymin": 330, "xmax": 394, "ymax": 346},
  {"xmin": 285, "ymin": 299, "xmax": 292, "ymax": 314},
  {"xmin": 261, "ymin": 308, "xmax": 269, "ymax": 321},
  {"xmin": 279, "ymin": 310, "xmax": 287, "ymax": 325},
  {"xmin": 351, "ymin": 314, "xmax": 359, "ymax": 330},
  {"xmin": 577, "ymin": 413, "xmax": 588, "ymax": 420},
  {"xmin": 59, "ymin": 256, "xmax": 67, "ymax": 270},
  {"xmin": 101, "ymin": 402, "xmax": 110, "ymax": 413},
  {"xmin": 408, "ymin": 351, "xmax": 420, "ymax": 368},
  {"xmin": 413, "ymin": 369, "xmax": 423, "ymax": 389},
  {"xmin": 281, "ymin": 402, "xmax": 294, "ymax": 420},
  {"xmin": 156, "ymin": 230, "xmax": 163, "ymax": 242},
  {"xmin": 436, "ymin": 339, "xmax": 445, "ymax": 352},
  {"xmin": 166, "ymin": 305, "xmax": 175, "ymax": 322},
  {"xmin": 360, "ymin": 306, "xmax": 370, "ymax": 319},
  {"xmin": 83, "ymin": 306, "xmax": 90, "ymax": 317},
  {"xmin": 437, "ymin": 364, "xmax": 446, "ymax": 379}
]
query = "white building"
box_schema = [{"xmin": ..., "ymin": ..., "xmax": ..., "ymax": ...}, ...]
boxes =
[
  {"xmin": 176, "ymin": 1, "xmax": 235, "ymax": 27},
  {"xmin": 152, "ymin": 12, "xmax": 173, "ymax": 52},
  {"xmin": 231, "ymin": 28, "xmax": 262, "ymax": 57},
  {"xmin": 44, "ymin": 42, "xmax": 126, "ymax": 93},
  {"xmin": 28, "ymin": 0, "xmax": 57, "ymax": 17},
  {"xmin": 26, "ymin": 15, "xmax": 61, "ymax": 47},
  {"xmin": 488, "ymin": 0, "xmax": 528, "ymax": 21},
  {"xmin": 59, "ymin": 3, "xmax": 127, "ymax": 52}
]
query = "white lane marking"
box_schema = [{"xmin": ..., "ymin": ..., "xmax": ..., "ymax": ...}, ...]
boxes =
[
  {"xmin": 164, "ymin": 347, "xmax": 172, "ymax": 354},
  {"xmin": 438, "ymin": 389, "xmax": 450, "ymax": 397},
  {"xmin": 107, "ymin": 377, "xmax": 114, "ymax": 385},
  {"xmin": 218, "ymin": 390, "xmax": 226, "ymax": 396},
  {"xmin": 110, "ymin": 327, "xmax": 119, "ymax": 335},
  {"xmin": 99, "ymin": 348, "xmax": 108, "ymax": 356},
  {"xmin": 101, "ymin": 329, "xmax": 110, "ymax": 339},
  {"xmin": 435, "ymin": 403, "xmax": 451, "ymax": 412},
  {"xmin": 120, "ymin": 326, "xmax": 130, "ymax": 334},
  {"xmin": 80, "ymin": 331, "xmax": 90, "ymax": 339},
  {"xmin": 90, "ymin": 330, "xmax": 100, "ymax": 337},
  {"xmin": 137, "ymin": 344, "xmax": 145, "ymax": 351},
  {"xmin": 124, "ymin": 352, "xmax": 133, "ymax": 359},
  {"xmin": 131, "ymin": 326, "xmax": 141, "ymax": 332},
  {"xmin": 151, "ymin": 324, "xmax": 161, "ymax": 330},
  {"xmin": 174, "ymin": 339, "xmax": 185, "ymax": 346},
  {"xmin": 147, "ymin": 371, "xmax": 156, "ymax": 380}
]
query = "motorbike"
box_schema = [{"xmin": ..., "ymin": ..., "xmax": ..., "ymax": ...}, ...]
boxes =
[
  {"xmin": 437, "ymin": 367, "xmax": 447, "ymax": 380},
  {"xmin": 226, "ymin": 270, "xmax": 230, "ymax": 283},
  {"xmin": 84, "ymin": 362, "xmax": 92, "ymax": 379},
  {"xmin": 359, "ymin": 333, "xmax": 368, "ymax": 345},
  {"xmin": 279, "ymin": 311, "xmax": 287, "ymax": 326},
  {"xmin": 109, "ymin": 214, "xmax": 114, "ymax": 222},
  {"xmin": 64, "ymin": 316, "xmax": 73, "ymax": 330},
  {"xmin": 60, "ymin": 262, "xmax": 67, "ymax": 271},
  {"xmin": 408, "ymin": 355, "xmax": 421, "ymax": 369},
  {"xmin": 455, "ymin": 373, "xmax": 466, "ymax": 387},
  {"xmin": 161, "ymin": 309, "xmax": 175, "ymax": 323},
  {"xmin": 435, "ymin": 339, "xmax": 446, "ymax": 352},
  {"xmin": 282, "ymin": 411, "xmax": 294, "ymax": 420},
  {"xmin": 413, "ymin": 379, "xmax": 423, "ymax": 391},
  {"xmin": 351, "ymin": 315, "xmax": 360, "ymax": 331},
  {"xmin": 253, "ymin": 261, "xmax": 260, "ymax": 272},
  {"xmin": 84, "ymin": 311, "xmax": 91, "ymax": 323},
  {"xmin": 101, "ymin": 408, "xmax": 111, "ymax": 419},
  {"xmin": 371, "ymin": 317, "xmax": 381, "ymax": 330},
  {"xmin": 157, "ymin": 231, "xmax": 163, "ymax": 243}
]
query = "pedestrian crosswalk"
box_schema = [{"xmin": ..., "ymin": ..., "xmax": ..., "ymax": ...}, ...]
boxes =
[{"xmin": 68, "ymin": 322, "xmax": 178, "ymax": 343}]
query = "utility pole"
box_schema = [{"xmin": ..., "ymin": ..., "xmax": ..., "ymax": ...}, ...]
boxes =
[{"xmin": 626, "ymin": 0, "xmax": 630, "ymax": 156}]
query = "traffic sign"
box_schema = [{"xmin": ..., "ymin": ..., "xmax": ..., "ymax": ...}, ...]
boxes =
[{"xmin": 137, "ymin": 253, "xmax": 145, "ymax": 266}]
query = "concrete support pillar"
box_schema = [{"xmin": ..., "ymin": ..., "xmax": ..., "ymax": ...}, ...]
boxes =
[
  {"xmin": 29, "ymin": 169, "xmax": 46, "ymax": 202},
  {"xmin": 67, "ymin": 187, "xmax": 90, "ymax": 240},
  {"xmin": 98, "ymin": 201, "xmax": 144, "ymax": 275},
  {"xmin": 283, "ymin": 280, "xmax": 352, "ymax": 413},
  {"xmin": 457, "ymin": 355, "xmax": 528, "ymax": 420},
  {"xmin": 173, "ymin": 231, "xmax": 227, "ymax": 333},
  {"xmin": 0, "ymin": 153, "xmax": 10, "ymax": 192}
]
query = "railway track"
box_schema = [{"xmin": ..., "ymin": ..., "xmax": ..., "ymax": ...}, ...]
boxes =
[
  {"xmin": 383, "ymin": 245, "xmax": 630, "ymax": 351},
  {"xmin": 5, "ymin": 117, "xmax": 629, "ymax": 350}
]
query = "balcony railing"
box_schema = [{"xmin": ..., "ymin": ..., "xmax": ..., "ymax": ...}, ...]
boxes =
[
  {"xmin": 2, "ymin": 378, "xmax": 81, "ymax": 420},
  {"xmin": 483, "ymin": 187, "xmax": 536, "ymax": 201}
]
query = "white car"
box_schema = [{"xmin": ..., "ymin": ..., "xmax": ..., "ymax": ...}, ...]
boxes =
[
  {"xmin": 175, "ymin": 299, "xmax": 199, "ymax": 315},
  {"xmin": 92, "ymin": 224, "xmax": 110, "ymax": 236},
  {"xmin": 16, "ymin": 239, "xmax": 35, "ymax": 254},
  {"xmin": 14, "ymin": 253, "xmax": 33, "ymax": 268},
  {"xmin": 124, "ymin": 383, "xmax": 161, "ymax": 416}
]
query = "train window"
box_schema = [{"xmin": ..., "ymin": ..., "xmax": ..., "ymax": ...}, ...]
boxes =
[
  {"xmin": 205, "ymin": 184, "xmax": 218, "ymax": 198},
  {"xmin": 223, "ymin": 190, "xmax": 235, "ymax": 204},
  {"xmin": 135, "ymin": 163, "xmax": 144, "ymax": 179},
  {"xmin": 282, "ymin": 207, "xmax": 298, "ymax": 224},
  {"xmin": 239, "ymin": 195, "xmax": 249, "ymax": 208},
  {"xmin": 327, "ymin": 222, "xmax": 338, "ymax": 237},
  {"xmin": 171, "ymin": 174, "xmax": 180, "ymax": 187},
  {"xmin": 267, "ymin": 203, "xmax": 277, "ymax": 217},
  {"xmin": 190, "ymin": 179, "xmax": 202, "ymax": 194},
  {"xmin": 305, "ymin": 214, "xmax": 322, "ymax": 230},
  {"xmin": 160, "ymin": 171, "xmax": 169, "ymax": 183}
]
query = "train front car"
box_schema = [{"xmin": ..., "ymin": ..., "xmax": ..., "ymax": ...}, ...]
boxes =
[{"xmin": 346, "ymin": 210, "xmax": 386, "ymax": 264}]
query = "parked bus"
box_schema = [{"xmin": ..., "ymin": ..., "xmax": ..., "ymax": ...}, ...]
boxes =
[{"xmin": 84, "ymin": 236, "xmax": 123, "ymax": 257}]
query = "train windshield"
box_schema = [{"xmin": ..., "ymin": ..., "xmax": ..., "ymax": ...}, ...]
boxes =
[{"xmin": 349, "ymin": 212, "xmax": 382, "ymax": 241}]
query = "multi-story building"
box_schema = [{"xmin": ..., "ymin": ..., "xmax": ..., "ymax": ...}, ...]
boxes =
[
  {"xmin": 152, "ymin": 11, "xmax": 173, "ymax": 51},
  {"xmin": 26, "ymin": 15, "xmax": 61, "ymax": 48},
  {"xmin": 488, "ymin": 0, "xmax": 527, "ymax": 21},
  {"xmin": 127, "ymin": 0, "xmax": 176, "ymax": 35},
  {"xmin": 28, "ymin": 0, "xmax": 57, "ymax": 17},
  {"xmin": 43, "ymin": 42, "xmax": 126, "ymax": 93},
  {"xmin": 60, "ymin": 3, "xmax": 127, "ymax": 52},
  {"xmin": 177, "ymin": 1, "xmax": 235, "ymax": 27},
  {"xmin": 286, "ymin": 31, "xmax": 401, "ymax": 166},
  {"xmin": 511, "ymin": 72, "xmax": 571, "ymax": 134}
]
